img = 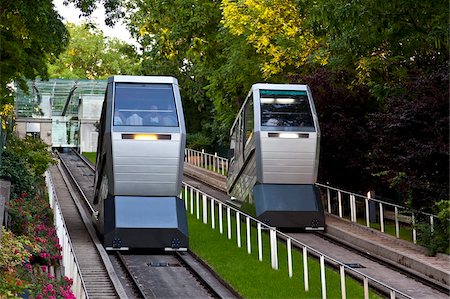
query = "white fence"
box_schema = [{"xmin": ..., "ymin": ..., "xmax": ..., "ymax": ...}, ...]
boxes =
[
  {"xmin": 45, "ymin": 171, "xmax": 88, "ymax": 299},
  {"xmin": 185, "ymin": 148, "xmax": 440, "ymax": 244},
  {"xmin": 180, "ymin": 182, "xmax": 412, "ymax": 299},
  {"xmin": 185, "ymin": 148, "xmax": 228, "ymax": 175}
]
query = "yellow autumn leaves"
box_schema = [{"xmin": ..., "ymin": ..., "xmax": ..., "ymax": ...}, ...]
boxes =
[{"xmin": 221, "ymin": 0, "xmax": 328, "ymax": 77}]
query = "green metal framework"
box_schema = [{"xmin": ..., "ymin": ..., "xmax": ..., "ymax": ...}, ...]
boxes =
[{"xmin": 15, "ymin": 79, "xmax": 107, "ymax": 118}]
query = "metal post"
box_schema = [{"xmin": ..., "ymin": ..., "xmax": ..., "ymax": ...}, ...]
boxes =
[
  {"xmin": 303, "ymin": 247, "xmax": 309, "ymax": 292},
  {"xmin": 196, "ymin": 190, "xmax": 200, "ymax": 220},
  {"xmin": 202, "ymin": 194, "xmax": 207, "ymax": 224},
  {"xmin": 201, "ymin": 149, "xmax": 205, "ymax": 168},
  {"xmin": 430, "ymin": 215, "xmax": 434, "ymax": 233},
  {"xmin": 320, "ymin": 256, "xmax": 326, "ymax": 299},
  {"xmin": 363, "ymin": 277, "xmax": 369, "ymax": 299},
  {"xmin": 379, "ymin": 202, "xmax": 385, "ymax": 233},
  {"xmin": 246, "ymin": 217, "xmax": 251, "ymax": 254},
  {"xmin": 327, "ymin": 188, "xmax": 331, "ymax": 213},
  {"xmin": 211, "ymin": 200, "xmax": 215, "ymax": 229},
  {"xmin": 350, "ymin": 194, "xmax": 356, "ymax": 222},
  {"xmin": 236, "ymin": 211, "xmax": 241, "ymax": 248},
  {"xmin": 287, "ymin": 238, "xmax": 293, "ymax": 278},
  {"xmin": 395, "ymin": 206, "xmax": 400, "ymax": 238},
  {"xmin": 340, "ymin": 265, "xmax": 346, "ymax": 299},
  {"xmin": 390, "ymin": 290, "xmax": 395, "ymax": 299},
  {"xmin": 270, "ymin": 228, "xmax": 278, "ymax": 270},
  {"xmin": 184, "ymin": 185, "xmax": 188, "ymax": 211},
  {"xmin": 338, "ymin": 191, "xmax": 343, "ymax": 218},
  {"xmin": 227, "ymin": 207, "xmax": 231, "ymax": 239},
  {"xmin": 219, "ymin": 202, "xmax": 223, "ymax": 234},
  {"xmin": 257, "ymin": 223, "xmax": 263, "ymax": 261},
  {"xmin": 412, "ymin": 213, "xmax": 417, "ymax": 244},
  {"xmin": 190, "ymin": 187, "xmax": 194, "ymax": 214},
  {"xmin": 365, "ymin": 196, "xmax": 370, "ymax": 228}
]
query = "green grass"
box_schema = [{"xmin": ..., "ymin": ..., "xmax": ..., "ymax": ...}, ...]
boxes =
[
  {"xmin": 185, "ymin": 191, "xmax": 381, "ymax": 298},
  {"xmin": 82, "ymin": 152, "xmax": 96, "ymax": 164}
]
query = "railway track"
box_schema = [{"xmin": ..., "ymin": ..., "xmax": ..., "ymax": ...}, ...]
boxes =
[
  {"xmin": 54, "ymin": 149, "xmax": 238, "ymax": 299},
  {"xmin": 183, "ymin": 163, "xmax": 449, "ymax": 299}
]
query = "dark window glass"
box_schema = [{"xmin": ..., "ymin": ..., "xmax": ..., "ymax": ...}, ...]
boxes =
[
  {"xmin": 113, "ymin": 83, "xmax": 178, "ymax": 127},
  {"xmin": 260, "ymin": 90, "xmax": 315, "ymax": 131}
]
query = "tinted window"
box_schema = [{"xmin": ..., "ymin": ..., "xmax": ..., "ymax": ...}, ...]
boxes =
[
  {"xmin": 114, "ymin": 83, "xmax": 178, "ymax": 127},
  {"xmin": 260, "ymin": 90, "xmax": 315, "ymax": 131}
]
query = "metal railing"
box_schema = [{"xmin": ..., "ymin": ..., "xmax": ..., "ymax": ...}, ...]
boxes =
[
  {"xmin": 45, "ymin": 171, "xmax": 88, "ymax": 299},
  {"xmin": 315, "ymin": 183, "xmax": 440, "ymax": 245},
  {"xmin": 185, "ymin": 148, "xmax": 228, "ymax": 175},
  {"xmin": 184, "ymin": 148, "xmax": 440, "ymax": 244},
  {"xmin": 180, "ymin": 182, "xmax": 412, "ymax": 299}
]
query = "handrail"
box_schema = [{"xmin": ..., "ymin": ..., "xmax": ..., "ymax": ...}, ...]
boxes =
[
  {"xmin": 181, "ymin": 181, "xmax": 412, "ymax": 299},
  {"xmin": 45, "ymin": 171, "xmax": 89, "ymax": 299},
  {"xmin": 184, "ymin": 148, "xmax": 441, "ymax": 245}
]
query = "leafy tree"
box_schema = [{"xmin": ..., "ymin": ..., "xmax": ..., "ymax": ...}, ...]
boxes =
[
  {"xmin": 126, "ymin": 0, "xmax": 223, "ymax": 136},
  {"xmin": 368, "ymin": 63, "xmax": 449, "ymax": 210},
  {"xmin": 0, "ymin": 0, "xmax": 69, "ymax": 105},
  {"xmin": 308, "ymin": 0, "xmax": 448, "ymax": 96},
  {"xmin": 221, "ymin": 0, "xmax": 326, "ymax": 77},
  {"xmin": 290, "ymin": 68, "xmax": 376, "ymax": 192},
  {"xmin": 0, "ymin": 135, "xmax": 55, "ymax": 199},
  {"xmin": 48, "ymin": 23, "xmax": 140, "ymax": 79}
]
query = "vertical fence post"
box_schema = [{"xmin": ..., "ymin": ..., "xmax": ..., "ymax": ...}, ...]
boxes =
[
  {"xmin": 213, "ymin": 153, "xmax": 217, "ymax": 172},
  {"xmin": 219, "ymin": 202, "xmax": 223, "ymax": 234},
  {"xmin": 246, "ymin": 217, "xmax": 251, "ymax": 254},
  {"xmin": 184, "ymin": 185, "xmax": 188, "ymax": 211},
  {"xmin": 202, "ymin": 194, "xmax": 207, "ymax": 224},
  {"xmin": 395, "ymin": 206, "xmax": 400, "ymax": 238},
  {"xmin": 340, "ymin": 265, "xmax": 346, "ymax": 299},
  {"xmin": 201, "ymin": 149, "xmax": 205, "ymax": 168},
  {"xmin": 303, "ymin": 247, "xmax": 309, "ymax": 292},
  {"xmin": 412, "ymin": 212, "xmax": 417, "ymax": 244},
  {"xmin": 211, "ymin": 200, "xmax": 215, "ymax": 229},
  {"xmin": 227, "ymin": 207, "xmax": 231, "ymax": 239},
  {"xmin": 270, "ymin": 228, "xmax": 278, "ymax": 270},
  {"xmin": 190, "ymin": 187, "xmax": 194, "ymax": 214},
  {"xmin": 430, "ymin": 215, "xmax": 434, "ymax": 233},
  {"xmin": 327, "ymin": 188, "xmax": 331, "ymax": 213},
  {"xmin": 257, "ymin": 223, "xmax": 263, "ymax": 261},
  {"xmin": 350, "ymin": 194, "xmax": 357, "ymax": 222},
  {"xmin": 320, "ymin": 255, "xmax": 327, "ymax": 299},
  {"xmin": 196, "ymin": 190, "xmax": 200, "ymax": 220},
  {"xmin": 379, "ymin": 202, "xmax": 385, "ymax": 233},
  {"xmin": 363, "ymin": 277, "xmax": 369, "ymax": 299},
  {"xmin": 287, "ymin": 238, "xmax": 293, "ymax": 278},
  {"xmin": 365, "ymin": 196, "xmax": 370, "ymax": 228},
  {"xmin": 338, "ymin": 191, "xmax": 343, "ymax": 218},
  {"xmin": 390, "ymin": 290, "xmax": 396, "ymax": 299},
  {"xmin": 236, "ymin": 211, "xmax": 241, "ymax": 248}
]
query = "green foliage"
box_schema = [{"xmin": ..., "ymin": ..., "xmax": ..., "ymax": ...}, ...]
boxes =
[
  {"xmin": 0, "ymin": 136, "xmax": 55, "ymax": 199},
  {"xmin": 417, "ymin": 200, "xmax": 450, "ymax": 255},
  {"xmin": 48, "ymin": 23, "xmax": 140, "ymax": 79},
  {"xmin": 186, "ymin": 132, "xmax": 213, "ymax": 152},
  {"xmin": 368, "ymin": 64, "xmax": 448, "ymax": 209},
  {"xmin": 308, "ymin": 0, "xmax": 449, "ymax": 96},
  {"xmin": 0, "ymin": 0, "xmax": 69, "ymax": 104},
  {"xmin": 0, "ymin": 228, "xmax": 33, "ymax": 270}
]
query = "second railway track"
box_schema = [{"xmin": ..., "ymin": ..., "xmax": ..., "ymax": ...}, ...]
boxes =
[{"xmin": 55, "ymin": 149, "xmax": 238, "ymax": 299}]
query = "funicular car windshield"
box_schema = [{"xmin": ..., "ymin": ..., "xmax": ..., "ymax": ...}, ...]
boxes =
[
  {"xmin": 260, "ymin": 89, "xmax": 315, "ymax": 132},
  {"xmin": 113, "ymin": 83, "xmax": 179, "ymax": 127}
]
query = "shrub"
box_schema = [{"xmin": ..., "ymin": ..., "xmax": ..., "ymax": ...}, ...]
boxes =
[
  {"xmin": 187, "ymin": 132, "xmax": 213, "ymax": 152},
  {"xmin": 417, "ymin": 200, "xmax": 450, "ymax": 255}
]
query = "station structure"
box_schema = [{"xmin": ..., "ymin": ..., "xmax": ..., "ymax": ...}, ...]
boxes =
[{"xmin": 14, "ymin": 79, "xmax": 106, "ymax": 152}]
